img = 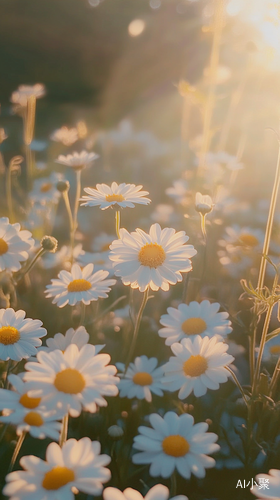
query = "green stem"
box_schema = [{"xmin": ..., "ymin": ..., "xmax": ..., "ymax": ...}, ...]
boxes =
[
  {"xmin": 269, "ymin": 357, "xmax": 280, "ymax": 396},
  {"xmin": 3, "ymin": 359, "xmax": 12, "ymax": 389},
  {"xmin": 125, "ymin": 289, "xmax": 149, "ymax": 369},
  {"xmin": 200, "ymin": 214, "xmax": 207, "ymax": 240},
  {"xmin": 6, "ymin": 164, "xmax": 14, "ymax": 223},
  {"xmin": 252, "ymin": 304, "xmax": 273, "ymax": 396},
  {"xmin": 115, "ymin": 210, "xmax": 121, "ymax": 239},
  {"xmin": 226, "ymin": 367, "xmax": 248, "ymax": 408},
  {"xmin": 170, "ymin": 472, "xmax": 177, "ymax": 497},
  {"xmin": 59, "ymin": 414, "xmax": 69, "ymax": 447},
  {"xmin": 8, "ymin": 432, "xmax": 26, "ymax": 473},
  {"xmin": 15, "ymin": 247, "xmax": 46, "ymax": 283}
]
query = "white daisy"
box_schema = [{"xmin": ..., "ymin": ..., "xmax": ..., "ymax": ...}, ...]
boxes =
[
  {"xmin": 117, "ymin": 356, "xmax": 165, "ymax": 402},
  {"xmin": 165, "ymin": 179, "xmax": 190, "ymax": 206},
  {"xmin": 103, "ymin": 485, "xmax": 189, "ymax": 500},
  {"xmin": 55, "ymin": 150, "xmax": 98, "ymax": 171},
  {"xmin": 163, "ymin": 336, "xmax": 234, "ymax": 399},
  {"xmin": 132, "ymin": 411, "xmax": 219, "ymax": 479},
  {"xmin": 23, "ymin": 343, "xmax": 119, "ymax": 417},
  {"xmin": 3, "ymin": 437, "xmax": 111, "ymax": 499},
  {"xmin": 218, "ymin": 246, "xmax": 254, "ymax": 278},
  {"xmin": 219, "ymin": 225, "xmax": 264, "ymax": 251},
  {"xmin": 77, "ymin": 250, "xmax": 114, "ymax": 275},
  {"xmin": 0, "ymin": 373, "xmax": 50, "ymax": 416},
  {"xmin": 0, "ymin": 308, "xmax": 47, "ymax": 361},
  {"xmin": 159, "ymin": 300, "xmax": 232, "ymax": 345},
  {"xmin": 40, "ymin": 326, "xmax": 105, "ymax": 355},
  {"xmin": 109, "ymin": 223, "xmax": 197, "ymax": 292},
  {"xmin": 151, "ymin": 204, "xmax": 175, "ymax": 224},
  {"xmin": 92, "ymin": 233, "xmax": 115, "ymax": 252},
  {"xmin": 10, "ymin": 84, "xmax": 46, "ymax": 106},
  {"xmin": 50, "ymin": 126, "xmax": 79, "ymax": 146},
  {"xmin": 252, "ymin": 469, "xmax": 280, "ymax": 499},
  {"xmin": 195, "ymin": 192, "xmax": 213, "ymax": 215},
  {"xmin": 0, "ymin": 217, "xmax": 34, "ymax": 272},
  {"xmin": 0, "ymin": 409, "xmax": 62, "ymax": 440},
  {"xmin": 29, "ymin": 172, "xmax": 63, "ymax": 204},
  {"xmin": 80, "ymin": 182, "xmax": 151, "ymax": 210},
  {"xmin": 45, "ymin": 263, "xmax": 116, "ymax": 308},
  {"xmin": 205, "ymin": 151, "xmax": 243, "ymax": 172}
]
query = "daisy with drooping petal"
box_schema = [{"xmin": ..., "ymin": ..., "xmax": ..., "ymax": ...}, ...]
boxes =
[
  {"xmin": 103, "ymin": 485, "xmax": 189, "ymax": 500},
  {"xmin": 80, "ymin": 182, "xmax": 151, "ymax": 210},
  {"xmin": 0, "ymin": 308, "xmax": 47, "ymax": 361},
  {"xmin": 163, "ymin": 336, "xmax": 234, "ymax": 399},
  {"xmin": 159, "ymin": 300, "xmax": 232, "ymax": 345},
  {"xmin": 3, "ymin": 437, "xmax": 111, "ymax": 500},
  {"xmin": 55, "ymin": 150, "xmax": 98, "ymax": 171},
  {"xmin": 252, "ymin": 469, "xmax": 280, "ymax": 499},
  {"xmin": 0, "ymin": 408, "xmax": 62, "ymax": 440},
  {"xmin": 117, "ymin": 356, "xmax": 165, "ymax": 402},
  {"xmin": 0, "ymin": 217, "xmax": 34, "ymax": 272},
  {"xmin": 45, "ymin": 263, "xmax": 116, "ymax": 308},
  {"xmin": 109, "ymin": 223, "xmax": 197, "ymax": 292},
  {"xmin": 133, "ymin": 411, "xmax": 219, "ymax": 479},
  {"xmin": 23, "ymin": 343, "xmax": 119, "ymax": 417}
]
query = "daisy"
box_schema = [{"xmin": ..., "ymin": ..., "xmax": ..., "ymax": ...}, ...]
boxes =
[
  {"xmin": 50, "ymin": 126, "xmax": 79, "ymax": 146},
  {"xmin": 159, "ymin": 300, "xmax": 232, "ymax": 345},
  {"xmin": 23, "ymin": 343, "xmax": 119, "ymax": 417},
  {"xmin": 80, "ymin": 182, "xmax": 151, "ymax": 210},
  {"xmin": 218, "ymin": 246, "xmax": 254, "ymax": 278},
  {"xmin": 3, "ymin": 437, "xmax": 111, "ymax": 499},
  {"xmin": 77, "ymin": 249, "xmax": 114, "ymax": 275},
  {"xmin": 0, "ymin": 408, "xmax": 62, "ymax": 440},
  {"xmin": 151, "ymin": 204, "xmax": 175, "ymax": 224},
  {"xmin": 219, "ymin": 225, "xmax": 264, "ymax": 251},
  {"xmin": 0, "ymin": 217, "xmax": 34, "ymax": 272},
  {"xmin": 252, "ymin": 469, "xmax": 280, "ymax": 499},
  {"xmin": 29, "ymin": 172, "xmax": 64, "ymax": 204},
  {"xmin": 109, "ymin": 223, "xmax": 197, "ymax": 292},
  {"xmin": 117, "ymin": 356, "xmax": 165, "ymax": 402},
  {"xmin": 40, "ymin": 326, "xmax": 105, "ymax": 355},
  {"xmin": 103, "ymin": 485, "xmax": 189, "ymax": 500},
  {"xmin": 10, "ymin": 84, "xmax": 46, "ymax": 106},
  {"xmin": 0, "ymin": 308, "xmax": 47, "ymax": 361},
  {"xmin": 0, "ymin": 373, "xmax": 48, "ymax": 415},
  {"xmin": 132, "ymin": 411, "xmax": 219, "ymax": 479},
  {"xmin": 92, "ymin": 233, "xmax": 115, "ymax": 252},
  {"xmin": 165, "ymin": 179, "xmax": 190, "ymax": 206},
  {"xmin": 205, "ymin": 151, "xmax": 243, "ymax": 171},
  {"xmin": 163, "ymin": 336, "xmax": 234, "ymax": 399},
  {"xmin": 55, "ymin": 150, "xmax": 98, "ymax": 171},
  {"xmin": 45, "ymin": 263, "xmax": 116, "ymax": 308},
  {"xmin": 195, "ymin": 193, "xmax": 213, "ymax": 216}
]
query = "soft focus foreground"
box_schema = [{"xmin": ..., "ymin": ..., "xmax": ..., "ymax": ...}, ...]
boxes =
[{"xmin": 1, "ymin": 1, "xmax": 280, "ymax": 500}]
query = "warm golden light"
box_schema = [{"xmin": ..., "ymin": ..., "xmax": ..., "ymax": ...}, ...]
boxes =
[{"xmin": 128, "ymin": 19, "xmax": 146, "ymax": 37}]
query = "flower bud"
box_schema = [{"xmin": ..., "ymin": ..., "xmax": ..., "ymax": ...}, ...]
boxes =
[
  {"xmin": 108, "ymin": 425, "xmax": 124, "ymax": 440},
  {"xmin": 56, "ymin": 180, "xmax": 70, "ymax": 193},
  {"xmin": 41, "ymin": 236, "xmax": 58, "ymax": 253}
]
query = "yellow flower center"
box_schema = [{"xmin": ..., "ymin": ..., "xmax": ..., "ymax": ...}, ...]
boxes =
[
  {"xmin": 181, "ymin": 317, "xmax": 207, "ymax": 335},
  {"xmin": 132, "ymin": 372, "xmax": 153, "ymax": 386},
  {"xmin": 138, "ymin": 243, "xmax": 166, "ymax": 268},
  {"xmin": 269, "ymin": 345, "xmax": 280, "ymax": 355},
  {"xmin": 42, "ymin": 466, "xmax": 75, "ymax": 491},
  {"xmin": 19, "ymin": 393, "xmax": 41, "ymax": 409},
  {"xmin": 105, "ymin": 194, "xmax": 125, "ymax": 202},
  {"xmin": 0, "ymin": 326, "xmax": 20, "ymax": 345},
  {"xmin": 40, "ymin": 182, "xmax": 53, "ymax": 193},
  {"xmin": 0, "ymin": 238, "xmax": 8, "ymax": 256},
  {"xmin": 23, "ymin": 411, "xmax": 44, "ymax": 427},
  {"xmin": 162, "ymin": 435, "xmax": 190, "ymax": 457},
  {"xmin": 183, "ymin": 355, "xmax": 208, "ymax": 377},
  {"xmin": 54, "ymin": 368, "xmax": 86, "ymax": 394},
  {"xmin": 67, "ymin": 279, "xmax": 92, "ymax": 293},
  {"xmin": 238, "ymin": 234, "xmax": 259, "ymax": 247}
]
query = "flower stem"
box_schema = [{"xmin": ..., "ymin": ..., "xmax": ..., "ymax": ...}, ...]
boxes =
[
  {"xmin": 6, "ymin": 163, "xmax": 14, "ymax": 223},
  {"xmin": 226, "ymin": 366, "xmax": 248, "ymax": 408},
  {"xmin": 125, "ymin": 289, "xmax": 149, "ymax": 369},
  {"xmin": 170, "ymin": 472, "xmax": 177, "ymax": 497},
  {"xmin": 252, "ymin": 304, "xmax": 273, "ymax": 396},
  {"xmin": 59, "ymin": 414, "xmax": 69, "ymax": 447},
  {"xmin": 269, "ymin": 357, "xmax": 280, "ymax": 396},
  {"xmin": 115, "ymin": 210, "xmax": 121, "ymax": 239},
  {"xmin": 15, "ymin": 247, "xmax": 46, "ymax": 283},
  {"xmin": 8, "ymin": 432, "xmax": 26, "ymax": 473},
  {"xmin": 200, "ymin": 214, "xmax": 207, "ymax": 240}
]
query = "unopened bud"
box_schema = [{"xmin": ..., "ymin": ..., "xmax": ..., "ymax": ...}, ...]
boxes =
[
  {"xmin": 41, "ymin": 236, "xmax": 58, "ymax": 253},
  {"xmin": 56, "ymin": 180, "xmax": 70, "ymax": 193}
]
